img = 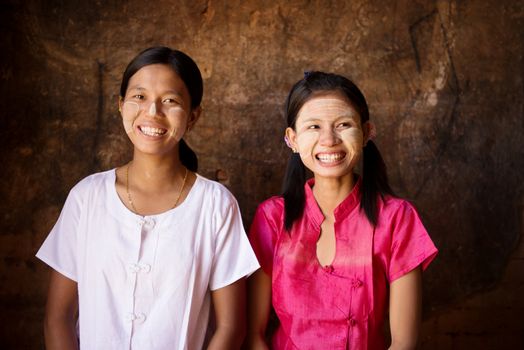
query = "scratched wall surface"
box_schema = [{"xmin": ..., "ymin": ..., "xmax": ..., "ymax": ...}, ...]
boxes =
[{"xmin": 1, "ymin": 0, "xmax": 523, "ymax": 348}]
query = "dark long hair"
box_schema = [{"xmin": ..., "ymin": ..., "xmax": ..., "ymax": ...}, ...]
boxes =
[
  {"xmin": 119, "ymin": 46, "xmax": 203, "ymax": 172},
  {"xmin": 282, "ymin": 71, "xmax": 394, "ymax": 230}
]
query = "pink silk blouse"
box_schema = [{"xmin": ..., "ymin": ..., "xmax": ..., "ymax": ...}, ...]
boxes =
[{"xmin": 249, "ymin": 178, "xmax": 438, "ymax": 349}]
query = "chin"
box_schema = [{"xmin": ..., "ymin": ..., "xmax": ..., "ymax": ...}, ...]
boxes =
[
  {"xmin": 314, "ymin": 168, "xmax": 353, "ymax": 180},
  {"xmin": 134, "ymin": 144, "xmax": 176, "ymax": 156}
]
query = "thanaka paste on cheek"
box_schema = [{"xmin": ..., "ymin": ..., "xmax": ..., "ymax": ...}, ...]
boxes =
[
  {"xmin": 339, "ymin": 128, "xmax": 364, "ymax": 157},
  {"xmin": 121, "ymin": 101, "xmax": 139, "ymax": 134},
  {"xmin": 167, "ymin": 107, "xmax": 187, "ymax": 142},
  {"xmin": 295, "ymin": 132, "xmax": 315, "ymax": 161}
]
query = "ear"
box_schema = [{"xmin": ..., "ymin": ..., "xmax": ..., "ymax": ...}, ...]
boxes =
[
  {"xmin": 362, "ymin": 121, "xmax": 376, "ymax": 146},
  {"xmin": 186, "ymin": 106, "xmax": 202, "ymax": 132},
  {"xmin": 118, "ymin": 96, "xmax": 124, "ymax": 114},
  {"xmin": 285, "ymin": 127, "xmax": 298, "ymax": 152}
]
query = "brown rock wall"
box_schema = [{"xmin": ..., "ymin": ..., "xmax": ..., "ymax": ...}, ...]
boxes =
[{"xmin": 1, "ymin": 0, "xmax": 522, "ymax": 347}]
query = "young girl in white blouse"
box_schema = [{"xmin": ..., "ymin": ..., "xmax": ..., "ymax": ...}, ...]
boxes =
[{"xmin": 37, "ymin": 46, "xmax": 259, "ymax": 350}]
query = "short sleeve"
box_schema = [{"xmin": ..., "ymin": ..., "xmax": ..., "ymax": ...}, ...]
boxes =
[
  {"xmin": 248, "ymin": 201, "xmax": 280, "ymax": 274},
  {"xmin": 387, "ymin": 201, "xmax": 438, "ymax": 282},
  {"xmin": 35, "ymin": 185, "xmax": 83, "ymax": 282},
  {"xmin": 209, "ymin": 198, "xmax": 260, "ymax": 291}
]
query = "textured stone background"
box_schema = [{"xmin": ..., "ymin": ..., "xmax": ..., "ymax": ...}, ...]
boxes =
[{"xmin": 1, "ymin": 0, "xmax": 523, "ymax": 348}]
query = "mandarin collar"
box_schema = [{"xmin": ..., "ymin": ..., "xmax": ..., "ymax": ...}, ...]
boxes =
[{"xmin": 304, "ymin": 176, "xmax": 362, "ymax": 227}]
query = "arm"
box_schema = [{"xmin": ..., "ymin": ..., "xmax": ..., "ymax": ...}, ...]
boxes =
[
  {"xmin": 207, "ymin": 278, "xmax": 247, "ymax": 350},
  {"xmin": 388, "ymin": 267, "xmax": 422, "ymax": 350},
  {"xmin": 244, "ymin": 269, "xmax": 271, "ymax": 350},
  {"xmin": 44, "ymin": 269, "xmax": 79, "ymax": 350}
]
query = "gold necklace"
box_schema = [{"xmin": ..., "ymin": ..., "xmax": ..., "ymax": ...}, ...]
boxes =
[{"xmin": 126, "ymin": 163, "xmax": 189, "ymax": 215}]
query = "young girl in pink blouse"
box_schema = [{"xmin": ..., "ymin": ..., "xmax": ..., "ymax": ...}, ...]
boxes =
[{"xmin": 246, "ymin": 72, "xmax": 438, "ymax": 349}]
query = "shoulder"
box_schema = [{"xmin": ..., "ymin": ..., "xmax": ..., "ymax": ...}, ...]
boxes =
[
  {"xmin": 380, "ymin": 195, "xmax": 419, "ymax": 217},
  {"xmin": 193, "ymin": 174, "xmax": 238, "ymax": 206},
  {"xmin": 377, "ymin": 195, "xmax": 425, "ymax": 231},
  {"xmin": 252, "ymin": 195, "xmax": 284, "ymax": 230},
  {"xmin": 67, "ymin": 169, "xmax": 114, "ymax": 201},
  {"xmin": 50, "ymin": 169, "xmax": 114, "ymax": 223},
  {"xmin": 256, "ymin": 195, "xmax": 284, "ymax": 217}
]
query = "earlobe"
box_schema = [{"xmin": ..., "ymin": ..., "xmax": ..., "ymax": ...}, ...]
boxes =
[
  {"xmin": 187, "ymin": 106, "xmax": 202, "ymax": 132},
  {"xmin": 118, "ymin": 97, "xmax": 124, "ymax": 114},
  {"xmin": 285, "ymin": 127, "xmax": 299, "ymax": 153},
  {"xmin": 362, "ymin": 121, "xmax": 376, "ymax": 146}
]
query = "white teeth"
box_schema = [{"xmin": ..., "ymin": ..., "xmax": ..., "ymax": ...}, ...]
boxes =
[
  {"xmin": 140, "ymin": 126, "xmax": 166, "ymax": 136},
  {"xmin": 317, "ymin": 153, "xmax": 344, "ymax": 163}
]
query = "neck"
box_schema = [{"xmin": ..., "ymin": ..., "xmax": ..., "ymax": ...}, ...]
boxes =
[
  {"xmin": 312, "ymin": 173, "xmax": 355, "ymax": 219},
  {"xmin": 129, "ymin": 150, "xmax": 186, "ymax": 192}
]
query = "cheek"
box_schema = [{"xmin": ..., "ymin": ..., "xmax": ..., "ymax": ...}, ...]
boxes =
[
  {"xmin": 296, "ymin": 132, "xmax": 317, "ymax": 149},
  {"xmin": 296, "ymin": 132, "xmax": 317, "ymax": 160},
  {"xmin": 339, "ymin": 128, "xmax": 364, "ymax": 151},
  {"xmin": 121, "ymin": 102, "xmax": 139, "ymax": 134},
  {"xmin": 166, "ymin": 107, "xmax": 188, "ymax": 141}
]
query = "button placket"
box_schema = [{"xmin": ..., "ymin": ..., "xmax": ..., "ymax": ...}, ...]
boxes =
[
  {"xmin": 127, "ymin": 216, "xmax": 156, "ymax": 333},
  {"xmin": 126, "ymin": 218, "xmax": 145, "ymax": 334}
]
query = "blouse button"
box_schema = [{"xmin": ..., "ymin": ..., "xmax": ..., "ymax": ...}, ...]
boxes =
[
  {"xmin": 128, "ymin": 263, "xmax": 151, "ymax": 273},
  {"xmin": 348, "ymin": 318, "xmax": 357, "ymax": 327},
  {"xmin": 145, "ymin": 218, "xmax": 155, "ymax": 228},
  {"xmin": 125, "ymin": 312, "xmax": 146, "ymax": 324},
  {"xmin": 352, "ymin": 278, "xmax": 363, "ymax": 288},
  {"xmin": 323, "ymin": 265, "xmax": 334, "ymax": 273},
  {"xmin": 129, "ymin": 263, "xmax": 140, "ymax": 274},
  {"xmin": 141, "ymin": 264, "xmax": 151, "ymax": 273},
  {"xmin": 135, "ymin": 312, "xmax": 146, "ymax": 324}
]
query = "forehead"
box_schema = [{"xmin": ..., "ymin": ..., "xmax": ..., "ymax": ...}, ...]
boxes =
[
  {"xmin": 128, "ymin": 64, "xmax": 186, "ymax": 91},
  {"xmin": 297, "ymin": 92, "xmax": 360, "ymax": 121}
]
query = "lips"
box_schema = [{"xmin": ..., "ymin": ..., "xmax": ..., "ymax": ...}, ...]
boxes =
[
  {"xmin": 315, "ymin": 152, "xmax": 346, "ymax": 164},
  {"xmin": 138, "ymin": 125, "xmax": 167, "ymax": 137}
]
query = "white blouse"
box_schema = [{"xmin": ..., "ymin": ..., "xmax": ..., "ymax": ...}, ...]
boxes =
[{"xmin": 36, "ymin": 169, "xmax": 260, "ymax": 349}]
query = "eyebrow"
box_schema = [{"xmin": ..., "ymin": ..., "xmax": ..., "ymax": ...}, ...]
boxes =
[{"xmin": 127, "ymin": 86, "xmax": 184, "ymax": 97}]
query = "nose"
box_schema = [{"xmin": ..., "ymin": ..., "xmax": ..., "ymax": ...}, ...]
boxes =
[
  {"xmin": 147, "ymin": 102, "xmax": 157, "ymax": 117},
  {"xmin": 319, "ymin": 128, "xmax": 340, "ymax": 146}
]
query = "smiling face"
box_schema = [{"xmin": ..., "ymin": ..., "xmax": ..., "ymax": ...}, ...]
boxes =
[
  {"xmin": 286, "ymin": 92, "xmax": 370, "ymax": 180},
  {"xmin": 119, "ymin": 63, "xmax": 200, "ymax": 156}
]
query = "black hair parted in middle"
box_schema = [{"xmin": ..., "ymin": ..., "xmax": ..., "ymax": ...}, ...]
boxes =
[{"xmin": 281, "ymin": 71, "xmax": 394, "ymax": 231}]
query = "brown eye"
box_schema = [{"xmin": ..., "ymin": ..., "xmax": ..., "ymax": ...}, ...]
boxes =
[{"xmin": 163, "ymin": 98, "xmax": 181, "ymax": 105}]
